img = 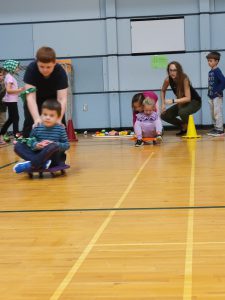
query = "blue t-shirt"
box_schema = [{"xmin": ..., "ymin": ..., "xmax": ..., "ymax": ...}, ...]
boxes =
[{"xmin": 208, "ymin": 67, "xmax": 225, "ymax": 99}]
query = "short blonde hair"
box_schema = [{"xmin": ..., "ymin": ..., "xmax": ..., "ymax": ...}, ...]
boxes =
[{"xmin": 143, "ymin": 97, "xmax": 155, "ymax": 108}]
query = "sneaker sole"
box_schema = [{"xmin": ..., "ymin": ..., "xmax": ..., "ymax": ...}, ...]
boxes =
[{"xmin": 210, "ymin": 133, "xmax": 225, "ymax": 137}]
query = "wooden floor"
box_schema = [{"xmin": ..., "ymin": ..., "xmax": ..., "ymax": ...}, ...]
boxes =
[{"xmin": 1, "ymin": 131, "xmax": 225, "ymax": 299}]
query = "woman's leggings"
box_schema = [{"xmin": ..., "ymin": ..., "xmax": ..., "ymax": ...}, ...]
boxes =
[{"xmin": 161, "ymin": 99, "xmax": 201, "ymax": 128}]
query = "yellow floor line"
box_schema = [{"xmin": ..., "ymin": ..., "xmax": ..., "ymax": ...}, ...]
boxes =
[
  {"xmin": 183, "ymin": 145, "xmax": 196, "ymax": 300},
  {"xmin": 50, "ymin": 152, "xmax": 154, "ymax": 300}
]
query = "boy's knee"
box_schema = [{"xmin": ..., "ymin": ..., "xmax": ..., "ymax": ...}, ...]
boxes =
[
  {"xmin": 14, "ymin": 142, "xmax": 23, "ymax": 151},
  {"xmin": 48, "ymin": 142, "xmax": 60, "ymax": 151},
  {"xmin": 14, "ymin": 142, "xmax": 26, "ymax": 156}
]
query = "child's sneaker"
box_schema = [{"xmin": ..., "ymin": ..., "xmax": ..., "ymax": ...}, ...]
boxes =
[
  {"xmin": 135, "ymin": 139, "xmax": 144, "ymax": 147},
  {"xmin": 155, "ymin": 135, "xmax": 163, "ymax": 144},
  {"xmin": 13, "ymin": 161, "xmax": 31, "ymax": 173},
  {"xmin": 44, "ymin": 160, "xmax": 52, "ymax": 169},
  {"xmin": 3, "ymin": 134, "xmax": 10, "ymax": 142},
  {"xmin": 207, "ymin": 128, "xmax": 217, "ymax": 136},
  {"xmin": 0, "ymin": 138, "xmax": 6, "ymax": 145},
  {"xmin": 209, "ymin": 129, "xmax": 224, "ymax": 137}
]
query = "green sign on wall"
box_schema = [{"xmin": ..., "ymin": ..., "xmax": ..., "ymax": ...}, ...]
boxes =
[{"xmin": 151, "ymin": 55, "xmax": 168, "ymax": 69}]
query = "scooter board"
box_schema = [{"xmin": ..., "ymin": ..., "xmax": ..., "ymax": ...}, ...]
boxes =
[
  {"xmin": 143, "ymin": 137, "xmax": 157, "ymax": 144},
  {"xmin": 131, "ymin": 137, "xmax": 157, "ymax": 144},
  {"xmin": 27, "ymin": 164, "xmax": 70, "ymax": 178},
  {"xmin": 92, "ymin": 134, "xmax": 134, "ymax": 138}
]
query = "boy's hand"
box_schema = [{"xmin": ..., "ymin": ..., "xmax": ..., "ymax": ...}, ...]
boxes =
[{"xmin": 36, "ymin": 140, "xmax": 53, "ymax": 149}]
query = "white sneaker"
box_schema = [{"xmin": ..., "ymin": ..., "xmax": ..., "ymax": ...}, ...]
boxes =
[{"xmin": 44, "ymin": 160, "xmax": 52, "ymax": 169}]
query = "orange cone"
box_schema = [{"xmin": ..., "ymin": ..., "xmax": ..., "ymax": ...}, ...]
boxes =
[{"xmin": 67, "ymin": 119, "xmax": 78, "ymax": 141}]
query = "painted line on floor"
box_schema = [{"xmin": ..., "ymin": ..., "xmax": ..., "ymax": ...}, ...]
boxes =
[
  {"xmin": 49, "ymin": 152, "xmax": 154, "ymax": 300},
  {"xmin": 94, "ymin": 241, "xmax": 225, "ymax": 247},
  {"xmin": 0, "ymin": 160, "xmax": 18, "ymax": 170},
  {"xmin": 1, "ymin": 204, "xmax": 225, "ymax": 214},
  {"xmin": 183, "ymin": 143, "xmax": 196, "ymax": 300}
]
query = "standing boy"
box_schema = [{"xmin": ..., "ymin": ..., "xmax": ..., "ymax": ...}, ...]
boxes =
[
  {"xmin": 22, "ymin": 46, "xmax": 68, "ymax": 137},
  {"xmin": 206, "ymin": 51, "xmax": 225, "ymax": 136}
]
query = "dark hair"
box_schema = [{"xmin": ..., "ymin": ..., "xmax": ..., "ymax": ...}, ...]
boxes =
[
  {"xmin": 206, "ymin": 51, "xmax": 220, "ymax": 61},
  {"xmin": 36, "ymin": 46, "xmax": 56, "ymax": 63},
  {"xmin": 41, "ymin": 100, "xmax": 61, "ymax": 117},
  {"xmin": 0, "ymin": 67, "xmax": 4, "ymax": 73},
  {"xmin": 131, "ymin": 93, "xmax": 145, "ymax": 110},
  {"xmin": 167, "ymin": 61, "xmax": 190, "ymax": 99}
]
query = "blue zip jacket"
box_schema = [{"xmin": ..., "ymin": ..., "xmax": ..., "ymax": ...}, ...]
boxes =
[{"xmin": 208, "ymin": 67, "xmax": 225, "ymax": 99}]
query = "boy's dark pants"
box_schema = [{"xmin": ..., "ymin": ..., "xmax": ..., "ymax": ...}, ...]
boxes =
[
  {"xmin": 161, "ymin": 99, "xmax": 201, "ymax": 128},
  {"xmin": 14, "ymin": 142, "xmax": 66, "ymax": 169}
]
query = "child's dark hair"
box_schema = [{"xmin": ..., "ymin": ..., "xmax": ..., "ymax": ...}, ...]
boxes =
[
  {"xmin": 206, "ymin": 51, "xmax": 221, "ymax": 61},
  {"xmin": 42, "ymin": 100, "xmax": 61, "ymax": 117},
  {"xmin": 132, "ymin": 93, "xmax": 145, "ymax": 110},
  {"xmin": 36, "ymin": 46, "xmax": 56, "ymax": 63},
  {"xmin": 0, "ymin": 67, "xmax": 4, "ymax": 73}
]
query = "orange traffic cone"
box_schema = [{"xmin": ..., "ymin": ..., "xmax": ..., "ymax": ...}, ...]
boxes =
[
  {"xmin": 67, "ymin": 119, "xmax": 78, "ymax": 141},
  {"xmin": 182, "ymin": 115, "xmax": 201, "ymax": 139}
]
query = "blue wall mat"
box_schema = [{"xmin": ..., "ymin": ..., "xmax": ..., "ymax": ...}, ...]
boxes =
[
  {"xmin": 118, "ymin": 53, "xmax": 201, "ymax": 91},
  {"xmin": 33, "ymin": 20, "xmax": 107, "ymax": 57},
  {"xmin": 117, "ymin": 20, "xmax": 132, "ymax": 55},
  {"xmin": 184, "ymin": 16, "xmax": 200, "ymax": 51},
  {"xmin": 0, "ymin": 0, "xmax": 100, "ymax": 23},
  {"xmin": 116, "ymin": 0, "xmax": 199, "ymax": 17},
  {"xmin": 120, "ymin": 92, "xmax": 137, "ymax": 127},
  {"xmin": 211, "ymin": 14, "xmax": 225, "ymax": 49},
  {"xmin": 215, "ymin": 0, "xmax": 225, "ymax": 11},
  {"xmin": 73, "ymin": 94, "xmax": 110, "ymax": 129},
  {"xmin": 0, "ymin": 25, "xmax": 33, "ymax": 60},
  {"xmin": 1, "ymin": 0, "xmax": 225, "ymax": 129},
  {"xmin": 73, "ymin": 58, "xmax": 104, "ymax": 93}
]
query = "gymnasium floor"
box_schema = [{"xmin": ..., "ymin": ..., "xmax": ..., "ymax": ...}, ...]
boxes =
[{"xmin": 0, "ymin": 131, "xmax": 225, "ymax": 300}]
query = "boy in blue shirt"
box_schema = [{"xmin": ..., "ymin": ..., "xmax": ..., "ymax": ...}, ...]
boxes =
[
  {"xmin": 13, "ymin": 100, "xmax": 70, "ymax": 173},
  {"xmin": 206, "ymin": 51, "xmax": 225, "ymax": 136}
]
